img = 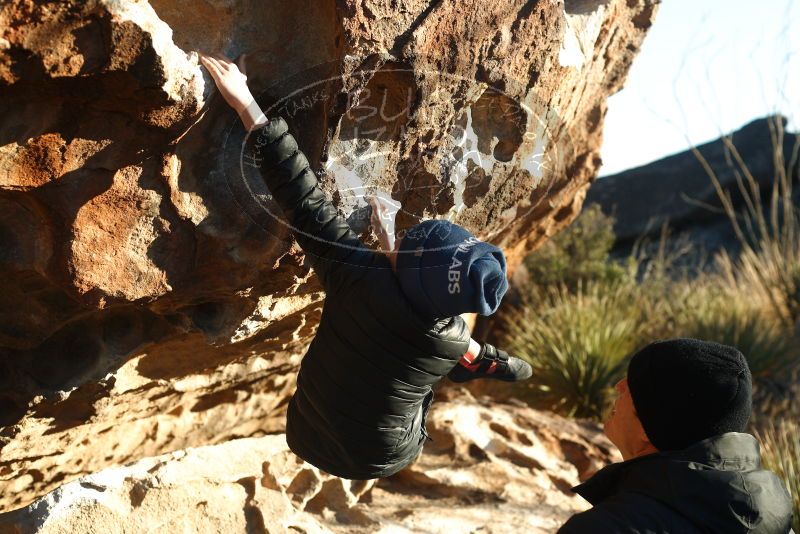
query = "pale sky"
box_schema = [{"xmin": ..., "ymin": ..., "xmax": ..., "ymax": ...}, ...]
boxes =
[{"xmin": 599, "ymin": 0, "xmax": 800, "ymax": 176}]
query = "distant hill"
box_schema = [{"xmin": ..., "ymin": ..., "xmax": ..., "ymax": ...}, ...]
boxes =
[{"xmin": 586, "ymin": 116, "xmax": 799, "ymax": 261}]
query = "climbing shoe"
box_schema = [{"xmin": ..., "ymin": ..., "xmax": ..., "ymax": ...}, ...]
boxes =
[{"xmin": 447, "ymin": 343, "xmax": 533, "ymax": 383}]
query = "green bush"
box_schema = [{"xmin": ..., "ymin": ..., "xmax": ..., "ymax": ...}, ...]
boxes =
[
  {"xmin": 716, "ymin": 243, "xmax": 800, "ymax": 332},
  {"xmin": 502, "ymin": 280, "xmax": 656, "ymax": 419},
  {"xmin": 503, "ymin": 214, "xmax": 687, "ymax": 419},
  {"xmin": 523, "ymin": 204, "xmax": 630, "ymax": 291},
  {"xmin": 699, "ymin": 115, "xmax": 800, "ymax": 330},
  {"xmin": 756, "ymin": 419, "xmax": 800, "ymax": 533},
  {"xmin": 503, "ymin": 215, "xmax": 800, "ymax": 420},
  {"xmin": 677, "ymin": 285, "xmax": 796, "ymax": 378},
  {"xmin": 504, "ymin": 119, "xmax": 800, "ymax": 420}
]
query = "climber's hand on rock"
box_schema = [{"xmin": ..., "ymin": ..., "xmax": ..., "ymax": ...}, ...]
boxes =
[
  {"xmin": 366, "ymin": 195, "xmax": 398, "ymax": 253},
  {"xmin": 199, "ymin": 51, "xmax": 253, "ymax": 115},
  {"xmin": 199, "ymin": 51, "xmax": 267, "ymax": 130}
]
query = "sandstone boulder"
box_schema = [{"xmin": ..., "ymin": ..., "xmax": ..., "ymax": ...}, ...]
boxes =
[
  {"xmin": 0, "ymin": 0, "xmax": 655, "ymax": 511},
  {"xmin": 0, "ymin": 393, "xmax": 620, "ymax": 533}
]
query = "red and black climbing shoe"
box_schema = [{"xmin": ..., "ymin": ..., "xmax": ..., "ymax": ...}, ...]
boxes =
[{"xmin": 447, "ymin": 343, "xmax": 533, "ymax": 383}]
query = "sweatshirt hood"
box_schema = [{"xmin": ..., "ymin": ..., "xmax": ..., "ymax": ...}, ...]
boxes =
[{"xmin": 574, "ymin": 433, "xmax": 793, "ymax": 534}]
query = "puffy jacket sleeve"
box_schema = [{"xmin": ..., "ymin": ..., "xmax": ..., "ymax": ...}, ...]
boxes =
[{"xmin": 250, "ymin": 116, "xmax": 376, "ymax": 292}]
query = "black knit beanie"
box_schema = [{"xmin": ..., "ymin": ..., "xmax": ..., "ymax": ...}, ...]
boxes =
[{"xmin": 627, "ymin": 338, "xmax": 753, "ymax": 451}]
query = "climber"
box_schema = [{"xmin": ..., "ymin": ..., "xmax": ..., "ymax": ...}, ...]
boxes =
[
  {"xmin": 199, "ymin": 51, "xmax": 532, "ymax": 479},
  {"xmin": 558, "ymin": 338, "xmax": 794, "ymax": 534}
]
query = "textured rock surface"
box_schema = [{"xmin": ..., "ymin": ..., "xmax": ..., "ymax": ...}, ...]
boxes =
[
  {"xmin": 0, "ymin": 0, "xmax": 655, "ymax": 511},
  {"xmin": 0, "ymin": 393, "xmax": 620, "ymax": 533}
]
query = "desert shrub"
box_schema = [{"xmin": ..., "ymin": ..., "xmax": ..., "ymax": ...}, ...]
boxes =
[
  {"xmin": 502, "ymin": 279, "xmax": 660, "ymax": 419},
  {"xmin": 505, "ymin": 221, "xmax": 800, "ymax": 419},
  {"xmin": 523, "ymin": 204, "xmax": 630, "ymax": 291},
  {"xmin": 676, "ymin": 283, "xmax": 796, "ymax": 378},
  {"xmin": 696, "ymin": 116, "xmax": 800, "ymax": 330},
  {"xmin": 502, "ymin": 116, "xmax": 800, "ymax": 421},
  {"xmin": 504, "ymin": 223, "xmax": 692, "ymax": 419},
  {"xmin": 715, "ymin": 243, "xmax": 800, "ymax": 331},
  {"xmin": 686, "ymin": 115, "xmax": 800, "ymax": 388},
  {"xmin": 756, "ymin": 419, "xmax": 800, "ymax": 533},
  {"xmin": 504, "ymin": 210, "xmax": 702, "ymax": 420}
]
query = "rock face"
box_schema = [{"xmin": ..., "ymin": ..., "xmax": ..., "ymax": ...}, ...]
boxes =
[
  {"xmin": 0, "ymin": 393, "xmax": 620, "ymax": 533},
  {"xmin": 587, "ymin": 116, "xmax": 800, "ymax": 260},
  {"xmin": 0, "ymin": 0, "xmax": 655, "ymax": 511}
]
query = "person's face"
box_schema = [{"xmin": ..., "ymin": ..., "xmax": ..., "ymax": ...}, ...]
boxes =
[{"xmin": 604, "ymin": 376, "xmax": 657, "ymax": 461}]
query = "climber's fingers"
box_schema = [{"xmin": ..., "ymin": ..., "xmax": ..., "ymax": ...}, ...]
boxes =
[
  {"xmin": 199, "ymin": 51, "xmax": 217, "ymax": 68},
  {"xmin": 209, "ymin": 56, "xmax": 226, "ymax": 72},
  {"xmin": 203, "ymin": 60, "xmax": 226, "ymax": 85},
  {"xmin": 202, "ymin": 52, "xmax": 227, "ymax": 70},
  {"xmin": 237, "ymin": 53, "xmax": 247, "ymax": 76},
  {"xmin": 211, "ymin": 52, "xmax": 234, "ymax": 71},
  {"xmin": 367, "ymin": 196, "xmax": 387, "ymax": 217},
  {"xmin": 367, "ymin": 196, "xmax": 381, "ymax": 219},
  {"xmin": 368, "ymin": 195, "xmax": 398, "ymax": 220},
  {"xmin": 199, "ymin": 54, "xmax": 223, "ymax": 79}
]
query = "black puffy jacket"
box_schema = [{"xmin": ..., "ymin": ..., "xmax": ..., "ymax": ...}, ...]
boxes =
[
  {"xmin": 559, "ymin": 432, "xmax": 794, "ymax": 534},
  {"xmin": 250, "ymin": 116, "xmax": 471, "ymax": 479}
]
